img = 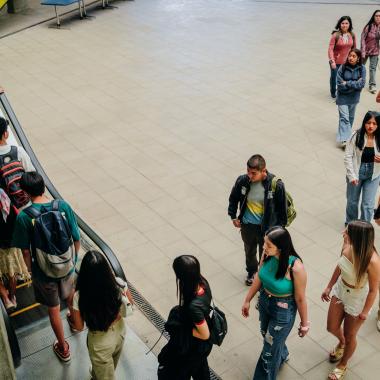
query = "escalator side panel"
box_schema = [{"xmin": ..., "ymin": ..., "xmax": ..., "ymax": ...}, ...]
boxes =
[{"xmin": 0, "ymin": 299, "xmax": 21, "ymax": 368}]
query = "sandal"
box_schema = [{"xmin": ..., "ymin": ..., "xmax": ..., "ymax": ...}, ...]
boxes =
[
  {"xmin": 11, "ymin": 296, "xmax": 17, "ymax": 309},
  {"xmin": 328, "ymin": 366, "xmax": 346, "ymax": 380},
  {"xmin": 4, "ymin": 300, "xmax": 15, "ymax": 313},
  {"xmin": 66, "ymin": 312, "xmax": 80, "ymax": 333},
  {"xmin": 329, "ymin": 345, "xmax": 345, "ymax": 363},
  {"xmin": 53, "ymin": 340, "xmax": 71, "ymax": 362}
]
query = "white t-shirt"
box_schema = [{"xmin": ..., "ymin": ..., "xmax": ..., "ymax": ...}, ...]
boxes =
[
  {"xmin": 0, "ymin": 144, "xmax": 35, "ymax": 172},
  {"xmin": 72, "ymin": 277, "xmax": 128, "ymax": 311}
]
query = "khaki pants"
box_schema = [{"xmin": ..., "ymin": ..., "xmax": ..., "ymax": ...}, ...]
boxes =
[{"xmin": 87, "ymin": 318, "xmax": 126, "ymax": 380}]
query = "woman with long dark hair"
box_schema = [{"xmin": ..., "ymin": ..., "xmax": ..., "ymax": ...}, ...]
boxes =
[
  {"xmin": 361, "ymin": 10, "xmax": 380, "ymax": 93},
  {"xmin": 344, "ymin": 111, "xmax": 380, "ymax": 223},
  {"xmin": 241, "ymin": 227, "xmax": 309, "ymax": 380},
  {"xmin": 322, "ymin": 221, "xmax": 380, "ymax": 380},
  {"xmin": 329, "ymin": 16, "xmax": 356, "ymax": 99},
  {"xmin": 69, "ymin": 250, "xmax": 134, "ymax": 380},
  {"xmin": 336, "ymin": 48, "xmax": 366, "ymax": 148},
  {"xmin": 158, "ymin": 255, "xmax": 213, "ymax": 380}
]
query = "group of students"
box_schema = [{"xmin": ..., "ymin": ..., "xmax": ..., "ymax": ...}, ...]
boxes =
[
  {"xmin": 225, "ymin": 154, "xmax": 380, "ymax": 380},
  {"xmin": 0, "ymin": 115, "xmax": 134, "ymax": 379},
  {"xmin": 2, "ymin": 15, "xmax": 380, "ymax": 379},
  {"xmin": 328, "ymin": 11, "xmax": 380, "ymax": 148}
]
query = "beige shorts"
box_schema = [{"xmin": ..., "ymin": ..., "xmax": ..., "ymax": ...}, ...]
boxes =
[{"xmin": 331, "ymin": 277, "xmax": 369, "ymax": 317}]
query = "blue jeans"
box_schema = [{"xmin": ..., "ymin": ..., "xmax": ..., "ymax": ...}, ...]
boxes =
[
  {"xmin": 337, "ymin": 104, "xmax": 357, "ymax": 143},
  {"xmin": 364, "ymin": 55, "xmax": 378, "ymax": 87},
  {"xmin": 253, "ymin": 289, "xmax": 297, "ymax": 380},
  {"xmin": 330, "ymin": 63, "xmax": 341, "ymax": 97},
  {"xmin": 346, "ymin": 163, "xmax": 380, "ymax": 223}
]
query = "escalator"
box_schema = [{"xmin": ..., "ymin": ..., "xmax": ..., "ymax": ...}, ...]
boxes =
[
  {"xmin": 0, "ymin": 91, "xmax": 221, "ymax": 380},
  {"xmin": 0, "ymin": 92, "xmax": 158, "ymax": 379}
]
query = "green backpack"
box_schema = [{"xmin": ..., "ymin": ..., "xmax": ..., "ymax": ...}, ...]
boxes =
[{"xmin": 271, "ymin": 177, "xmax": 296, "ymax": 227}]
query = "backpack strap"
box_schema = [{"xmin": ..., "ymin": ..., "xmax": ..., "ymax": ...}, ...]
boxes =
[
  {"xmin": 271, "ymin": 176, "xmax": 280, "ymax": 193},
  {"xmin": 334, "ymin": 31, "xmax": 340, "ymax": 47},
  {"xmin": 51, "ymin": 199, "xmax": 60, "ymax": 211},
  {"xmin": 23, "ymin": 205, "xmax": 41, "ymax": 219},
  {"xmin": 0, "ymin": 145, "xmax": 18, "ymax": 167},
  {"xmin": 9, "ymin": 146, "xmax": 18, "ymax": 159}
]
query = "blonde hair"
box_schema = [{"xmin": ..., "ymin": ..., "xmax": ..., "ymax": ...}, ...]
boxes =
[{"xmin": 347, "ymin": 220, "xmax": 374, "ymax": 287}]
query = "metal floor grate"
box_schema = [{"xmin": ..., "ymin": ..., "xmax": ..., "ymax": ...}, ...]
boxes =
[{"xmin": 127, "ymin": 281, "xmax": 222, "ymax": 380}]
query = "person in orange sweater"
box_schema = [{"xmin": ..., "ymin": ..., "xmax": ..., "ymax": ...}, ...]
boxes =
[{"xmin": 328, "ymin": 16, "xmax": 356, "ymax": 99}]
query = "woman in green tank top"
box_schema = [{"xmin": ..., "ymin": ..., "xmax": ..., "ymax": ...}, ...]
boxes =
[{"xmin": 241, "ymin": 226, "xmax": 309, "ymax": 380}]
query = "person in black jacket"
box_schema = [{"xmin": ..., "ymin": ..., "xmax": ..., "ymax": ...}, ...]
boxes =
[{"xmin": 228, "ymin": 154, "xmax": 287, "ymax": 285}]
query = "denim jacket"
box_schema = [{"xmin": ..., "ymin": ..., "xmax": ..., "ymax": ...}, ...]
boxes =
[{"xmin": 336, "ymin": 64, "xmax": 366, "ymax": 105}]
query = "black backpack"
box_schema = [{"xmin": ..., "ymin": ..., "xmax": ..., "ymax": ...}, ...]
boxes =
[
  {"xmin": 0, "ymin": 146, "xmax": 30, "ymax": 210},
  {"xmin": 24, "ymin": 200, "xmax": 76, "ymax": 279},
  {"xmin": 208, "ymin": 300, "xmax": 228, "ymax": 346}
]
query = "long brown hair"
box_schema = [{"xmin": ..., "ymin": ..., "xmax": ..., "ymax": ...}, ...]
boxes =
[{"xmin": 347, "ymin": 221, "xmax": 375, "ymax": 287}]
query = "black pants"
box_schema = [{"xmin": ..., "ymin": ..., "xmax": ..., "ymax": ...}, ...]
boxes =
[
  {"xmin": 241, "ymin": 223, "xmax": 264, "ymax": 277},
  {"xmin": 158, "ymin": 343, "xmax": 211, "ymax": 380}
]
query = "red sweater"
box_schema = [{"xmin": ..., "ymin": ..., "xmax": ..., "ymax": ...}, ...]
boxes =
[
  {"xmin": 328, "ymin": 32, "xmax": 356, "ymax": 65},
  {"xmin": 361, "ymin": 24, "xmax": 380, "ymax": 57}
]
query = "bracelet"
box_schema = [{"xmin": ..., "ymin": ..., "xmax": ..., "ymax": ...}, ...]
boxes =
[{"xmin": 299, "ymin": 321, "xmax": 311, "ymax": 331}]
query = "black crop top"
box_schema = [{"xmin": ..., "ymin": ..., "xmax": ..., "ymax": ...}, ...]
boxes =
[{"xmin": 361, "ymin": 147, "xmax": 375, "ymax": 163}]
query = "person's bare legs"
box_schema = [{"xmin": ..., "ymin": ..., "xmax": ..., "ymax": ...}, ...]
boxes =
[
  {"xmin": 65, "ymin": 288, "xmax": 75, "ymax": 326},
  {"xmin": 336, "ymin": 314, "xmax": 365, "ymax": 370},
  {"xmin": 66, "ymin": 289, "xmax": 74, "ymax": 315},
  {"xmin": 0, "ymin": 281, "xmax": 12, "ymax": 305},
  {"xmin": 327, "ymin": 296, "xmax": 346, "ymax": 348},
  {"xmin": 48, "ymin": 305, "xmax": 67, "ymax": 351},
  {"xmin": 8, "ymin": 276, "xmax": 16, "ymax": 300}
]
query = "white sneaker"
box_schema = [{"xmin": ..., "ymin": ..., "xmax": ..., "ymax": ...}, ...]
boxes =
[
  {"xmin": 370, "ymin": 86, "xmax": 377, "ymax": 94},
  {"xmin": 377, "ymin": 319, "xmax": 380, "ymax": 332}
]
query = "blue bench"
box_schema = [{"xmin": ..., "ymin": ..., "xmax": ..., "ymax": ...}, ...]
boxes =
[{"xmin": 41, "ymin": 0, "xmax": 86, "ymax": 28}]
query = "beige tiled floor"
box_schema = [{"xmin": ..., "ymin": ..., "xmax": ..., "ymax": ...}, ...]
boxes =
[{"xmin": 2, "ymin": 0, "xmax": 380, "ymax": 378}]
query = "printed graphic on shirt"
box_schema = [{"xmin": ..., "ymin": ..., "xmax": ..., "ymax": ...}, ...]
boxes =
[{"xmin": 242, "ymin": 182, "xmax": 264, "ymax": 225}]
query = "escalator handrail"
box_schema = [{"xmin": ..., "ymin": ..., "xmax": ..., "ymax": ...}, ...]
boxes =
[
  {"xmin": 0, "ymin": 92, "xmax": 126, "ymax": 281},
  {"xmin": 0, "ymin": 298, "xmax": 21, "ymax": 369}
]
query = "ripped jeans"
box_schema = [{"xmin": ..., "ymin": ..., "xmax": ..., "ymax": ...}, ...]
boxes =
[{"xmin": 253, "ymin": 288, "xmax": 297, "ymax": 380}]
